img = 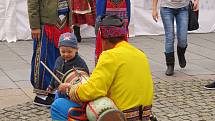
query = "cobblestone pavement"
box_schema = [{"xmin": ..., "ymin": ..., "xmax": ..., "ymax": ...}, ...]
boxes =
[
  {"xmin": 0, "ymin": 78, "xmax": 215, "ymax": 121},
  {"xmin": 1, "ymin": 33, "xmax": 215, "ymax": 120},
  {"xmin": 0, "ymin": 102, "xmax": 51, "ymax": 121},
  {"xmin": 153, "ymin": 78, "xmax": 215, "ymax": 121}
]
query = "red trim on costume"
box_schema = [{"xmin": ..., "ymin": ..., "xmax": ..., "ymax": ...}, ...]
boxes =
[
  {"xmin": 95, "ymin": 29, "xmax": 102, "ymax": 62},
  {"xmin": 44, "ymin": 24, "xmax": 71, "ymax": 48}
]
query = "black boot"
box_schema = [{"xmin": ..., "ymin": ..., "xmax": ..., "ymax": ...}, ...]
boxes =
[
  {"xmin": 177, "ymin": 46, "xmax": 187, "ymax": 68},
  {"xmin": 73, "ymin": 26, "xmax": 81, "ymax": 42},
  {"xmin": 165, "ymin": 52, "xmax": 175, "ymax": 76}
]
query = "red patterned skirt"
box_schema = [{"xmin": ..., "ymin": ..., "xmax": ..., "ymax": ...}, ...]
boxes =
[{"xmin": 71, "ymin": 0, "xmax": 96, "ymax": 26}]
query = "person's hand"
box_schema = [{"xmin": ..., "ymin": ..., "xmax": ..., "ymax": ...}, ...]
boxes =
[
  {"xmin": 31, "ymin": 28, "xmax": 41, "ymax": 41},
  {"xmin": 193, "ymin": 0, "xmax": 199, "ymax": 11},
  {"xmin": 152, "ymin": 9, "xmax": 159, "ymax": 22},
  {"xmin": 58, "ymin": 83, "xmax": 71, "ymax": 94}
]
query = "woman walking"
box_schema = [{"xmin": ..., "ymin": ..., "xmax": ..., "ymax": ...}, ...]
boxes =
[{"xmin": 152, "ymin": 0, "xmax": 199, "ymax": 76}]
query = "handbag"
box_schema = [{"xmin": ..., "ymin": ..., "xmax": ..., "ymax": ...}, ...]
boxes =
[{"xmin": 188, "ymin": 1, "xmax": 199, "ymax": 31}]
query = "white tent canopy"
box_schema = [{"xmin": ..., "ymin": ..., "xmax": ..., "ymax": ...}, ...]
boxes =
[{"xmin": 0, "ymin": 0, "xmax": 215, "ymax": 42}]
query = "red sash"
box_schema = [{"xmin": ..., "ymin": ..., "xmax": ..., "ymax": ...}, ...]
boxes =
[{"xmin": 44, "ymin": 24, "xmax": 71, "ymax": 48}]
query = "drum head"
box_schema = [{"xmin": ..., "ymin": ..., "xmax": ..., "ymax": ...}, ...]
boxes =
[
  {"xmin": 86, "ymin": 97, "xmax": 122, "ymax": 121},
  {"xmin": 62, "ymin": 69, "xmax": 89, "ymax": 84},
  {"xmin": 62, "ymin": 69, "xmax": 75, "ymax": 83}
]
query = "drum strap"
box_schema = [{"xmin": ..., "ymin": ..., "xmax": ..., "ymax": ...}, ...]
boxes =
[
  {"xmin": 123, "ymin": 105, "xmax": 152, "ymax": 121},
  {"xmin": 68, "ymin": 103, "xmax": 88, "ymax": 121}
]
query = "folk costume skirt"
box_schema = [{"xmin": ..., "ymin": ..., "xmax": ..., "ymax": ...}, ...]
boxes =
[{"xmin": 71, "ymin": 0, "xmax": 96, "ymax": 26}]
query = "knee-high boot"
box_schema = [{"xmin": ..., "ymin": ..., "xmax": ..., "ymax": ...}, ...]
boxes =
[
  {"xmin": 177, "ymin": 46, "xmax": 187, "ymax": 68},
  {"xmin": 73, "ymin": 26, "xmax": 81, "ymax": 42},
  {"xmin": 165, "ymin": 52, "xmax": 175, "ymax": 76}
]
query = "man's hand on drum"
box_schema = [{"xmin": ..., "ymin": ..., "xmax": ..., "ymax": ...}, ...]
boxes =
[{"xmin": 58, "ymin": 83, "xmax": 71, "ymax": 94}]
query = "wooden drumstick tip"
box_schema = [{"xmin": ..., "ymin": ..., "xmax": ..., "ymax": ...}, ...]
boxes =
[{"xmin": 40, "ymin": 61, "xmax": 62, "ymax": 84}]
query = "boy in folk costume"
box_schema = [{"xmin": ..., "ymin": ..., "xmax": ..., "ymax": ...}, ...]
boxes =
[
  {"xmin": 95, "ymin": 0, "xmax": 131, "ymax": 63},
  {"xmin": 71, "ymin": 0, "xmax": 96, "ymax": 42},
  {"xmin": 51, "ymin": 15, "xmax": 155, "ymax": 121},
  {"xmin": 28, "ymin": 0, "xmax": 71, "ymax": 106},
  {"xmin": 47, "ymin": 32, "xmax": 89, "ymax": 100}
]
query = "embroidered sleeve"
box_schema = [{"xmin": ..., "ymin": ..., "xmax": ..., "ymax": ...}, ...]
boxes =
[{"xmin": 68, "ymin": 83, "xmax": 82, "ymax": 103}]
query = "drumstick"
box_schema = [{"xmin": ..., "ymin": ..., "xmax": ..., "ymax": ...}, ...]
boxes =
[
  {"xmin": 40, "ymin": 61, "xmax": 62, "ymax": 84},
  {"xmin": 56, "ymin": 70, "xmax": 64, "ymax": 76}
]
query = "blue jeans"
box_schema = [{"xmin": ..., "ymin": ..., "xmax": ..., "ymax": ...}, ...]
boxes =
[{"xmin": 160, "ymin": 6, "xmax": 189, "ymax": 53}]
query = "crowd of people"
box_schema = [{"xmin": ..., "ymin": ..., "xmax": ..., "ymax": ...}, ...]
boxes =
[{"xmin": 26, "ymin": 0, "xmax": 214, "ymax": 121}]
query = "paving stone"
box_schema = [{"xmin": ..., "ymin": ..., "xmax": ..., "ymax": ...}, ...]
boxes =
[
  {"xmin": 4, "ymin": 68, "xmax": 31, "ymax": 81},
  {"xmin": 0, "ymin": 94, "xmax": 31, "ymax": 109},
  {"xmin": 6, "ymin": 115, "xmax": 19, "ymax": 119},
  {"xmin": 10, "ymin": 46, "xmax": 33, "ymax": 56},
  {"xmin": 0, "ymin": 109, "xmax": 6, "ymax": 114},
  {"xmin": 0, "ymin": 78, "xmax": 17, "ymax": 89},
  {"xmin": 0, "ymin": 60, "xmax": 30, "ymax": 71}
]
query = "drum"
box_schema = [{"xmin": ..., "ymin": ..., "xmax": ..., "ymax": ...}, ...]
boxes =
[
  {"xmin": 86, "ymin": 97, "xmax": 126, "ymax": 121},
  {"xmin": 61, "ymin": 68, "xmax": 89, "ymax": 85},
  {"xmin": 64, "ymin": 69, "xmax": 90, "ymax": 121}
]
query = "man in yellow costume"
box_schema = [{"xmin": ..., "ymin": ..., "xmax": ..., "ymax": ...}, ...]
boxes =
[{"xmin": 51, "ymin": 15, "xmax": 154, "ymax": 121}]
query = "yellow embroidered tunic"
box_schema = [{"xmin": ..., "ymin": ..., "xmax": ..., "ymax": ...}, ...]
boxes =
[{"xmin": 71, "ymin": 41, "xmax": 154, "ymax": 111}]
